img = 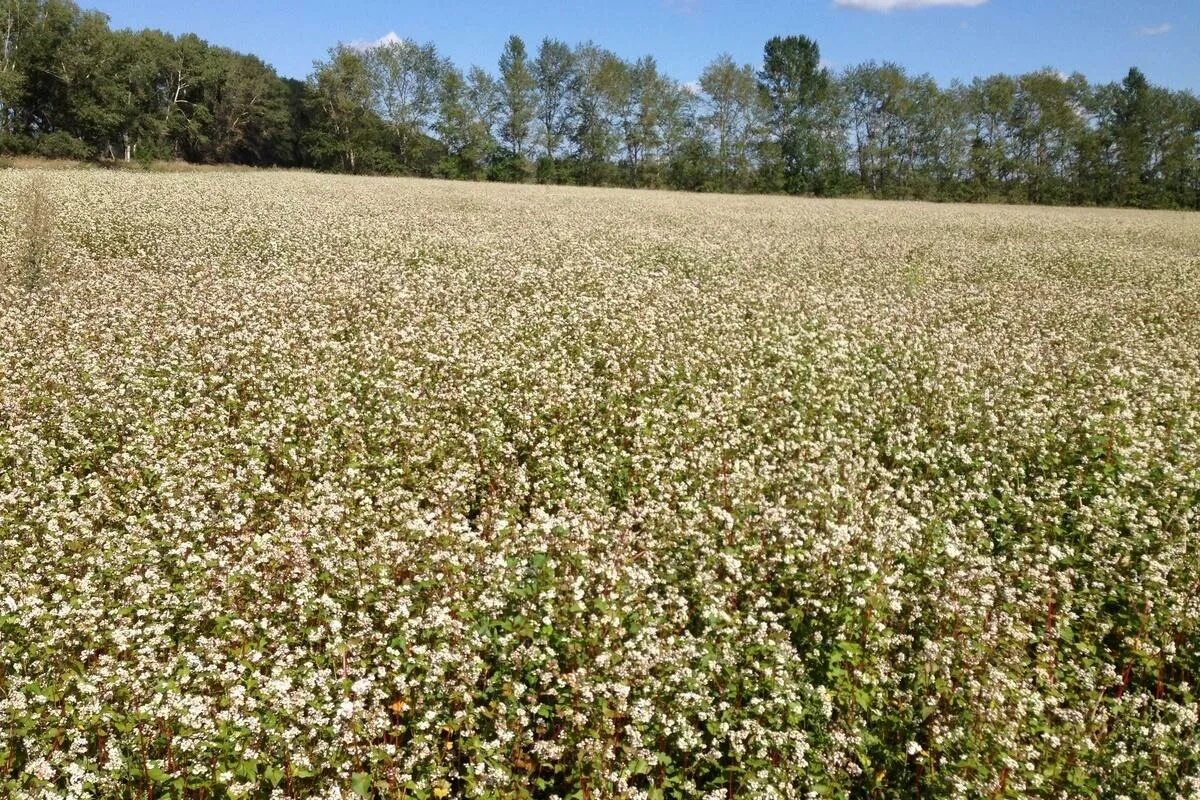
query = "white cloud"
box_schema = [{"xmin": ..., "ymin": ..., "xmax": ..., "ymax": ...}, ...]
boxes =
[
  {"xmin": 834, "ymin": 0, "xmax": 987, "ymax": 11},
  {"xmin": 663, "ymin": 0, "xmax": 702, "ymax": 15},
  {"xmin": 348, "ymin": 31, "xmax": 403, "ymax": 51},
  {"xmin": 1136, "ymin": 23, "xmax": 1171, "ymax": 36}
]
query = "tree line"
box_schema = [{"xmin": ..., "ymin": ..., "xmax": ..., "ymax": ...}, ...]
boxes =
[{"xmin": 3, "ymin": 0, "xmax": 1198, "ymax": 208}]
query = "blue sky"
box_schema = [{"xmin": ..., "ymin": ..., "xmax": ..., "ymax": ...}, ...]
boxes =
[{"xmin": 100, "ymin": 0, "xmax": 1198, "ymax": 92}]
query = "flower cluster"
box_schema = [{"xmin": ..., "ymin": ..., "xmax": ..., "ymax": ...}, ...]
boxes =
[{"xmin": 1, "ymin": 170, "xmax": 1198, "ymax": 798}]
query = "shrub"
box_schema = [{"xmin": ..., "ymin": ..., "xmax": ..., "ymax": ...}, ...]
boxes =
[
  {"xmin": 34, "ymin": 132, "xmax": 93, "ymax": 161},
  {"xmin": 0, "ymin": 132, "xmax": 35, "ymax": 156},
  {"xmin": 487, "ymin": 149, "xmax": 532, "ymax": 183}
]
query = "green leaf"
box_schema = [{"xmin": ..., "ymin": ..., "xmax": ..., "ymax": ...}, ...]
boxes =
[
  {"xmin": 264, "ymin": 765, "xmax": 285, "ymax": 786},
  {"xmin": 351, "ymin": 772, "xmax": 372, "ymax": 797}
]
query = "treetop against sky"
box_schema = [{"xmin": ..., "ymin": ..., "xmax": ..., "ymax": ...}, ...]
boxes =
[{"xmin": 104, "ymin": 0, "xmax": 1197, "ymax": 92}]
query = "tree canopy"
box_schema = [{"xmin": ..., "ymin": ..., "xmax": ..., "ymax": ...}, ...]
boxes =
[{"xmin": 2, "ymin": 0, "xmax": 1197, "ymax": 209}]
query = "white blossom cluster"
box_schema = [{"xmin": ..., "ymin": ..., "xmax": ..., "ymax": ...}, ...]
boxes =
[{"xmin": 0, "ymin": 170, "xmax": 1198, "ymax": 799}]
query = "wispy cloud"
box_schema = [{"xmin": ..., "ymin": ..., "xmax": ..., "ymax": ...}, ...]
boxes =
[
  {"xmin": 348, "ymin": 31, "xmax": 402, "ymax": 51},
  {"xmin": 1136, "ymin": 22, "xmax": 1172, "ymax": 37},
  {"xmin": 834, "ymin": 0, "xmax": 987, "ymax": 11},
  {"xmin": 663, "ymin": 0, "xmax": 702, "ymax": 16}
]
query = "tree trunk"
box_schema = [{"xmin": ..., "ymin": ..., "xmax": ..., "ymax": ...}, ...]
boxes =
[{"xmin": 2, "ymin": 16, "xmax": 12, "ymax": 69}]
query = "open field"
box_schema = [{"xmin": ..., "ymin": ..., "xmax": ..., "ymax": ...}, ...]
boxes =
[{"xmin": 1, "ymin": 170, "xmax": 1199, "ymax": 799}]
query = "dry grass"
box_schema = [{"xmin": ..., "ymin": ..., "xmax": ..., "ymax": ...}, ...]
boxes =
[
  {"xmin": 10, "ymin": 174, "xmax": 57, "ymax": 291},
  {"xmin": 1, "ymin": 155, "xmax": 85, "ymax": 170},
  {"xmin": 1, "ymin": 154, "xmax": 302, "ymax": 173},
  {"xmin": 97, "ymin": 158, "xmax": 272, "ymax": 173}
]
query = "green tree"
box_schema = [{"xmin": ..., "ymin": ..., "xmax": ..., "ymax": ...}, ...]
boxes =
[
  {"xmin": 758, "ymin": 35, "xmax": 832, "ymax": 194},
  {"xmin": 105, "ymin": 30, "xmax": 172, "ymax": 161},
  {"xmin": 533, "ymin": 37, "xmax": 575, "ymax": 164},
  {"xmin": 31, "ymin": 6, "xmax": 119, "ymax": 158},
  {"xmin": 1112, "ymin": 67, "xmax": 1151, "ymax": 205},
  {"xmin": 3, "ymin": 0, "xmax": 82, "ymax": 138},
  {"xmin": 1008, "ymin": 70, "xmax": 1087, "ymax": 204},
  {"xmin": 0, "ymin": 0, "xmax": 36, "ymax": 138},
  {"xmin": 699, "ymin": 53, "xmax": 763, "ymax": 192},
  {"xmin": 207, "ymin": 51, "xmax": 295, "ymax": 164},
  {"xmin": 899, "ymin": 73, "xmax": 966, "ymax": 199},
  {"xmin": 567, "ymin": 42, "xmax": 623, "ymax": 185},
  {"xmin": 655, "ymin": 76, "xmax": 698, "ymax": 181},
  {"xmin": 1151, "ymin": 89, "xmax": 1200, "ymax": 208},
  {"xmin": 961, "ymin": 74, "xmax": 1017, "ymax": 199},
  {"xmin": 843, "ymin": 61, "xmax": 921, "ymax": 197},
  {"xmin": 363, "ymin": 37, "xmax": 444, "ymax": 171},
  {"xmin": 613, "ymin": 56, "xmax": 669, "ymax": 186},
  {"xmin": 435, "ymin": 64, "xmax": 493, "ymax": 179},
  {"xmin": 465, "ymin": 65, "xmax": 502, "ymax": 136},
  {"xmin": 305, "ymin": 45, "xmax": 376, "ymax": 172},
  {"xmin": 498, "ymin": 34, "xmax": 535, "ymax": 163},
  {"xmin": 667, "ymin": 120, "xmax": 716, "ymax": 192}
]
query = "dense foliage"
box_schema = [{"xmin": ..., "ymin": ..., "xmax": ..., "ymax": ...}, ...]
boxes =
[
  {"xmin": 1, "ymin": 1, "xmax": 1198, "ymax": 207},
  {"xmin": 2, "ymin": 168, "xmax": 1199, "ymax": 798}
]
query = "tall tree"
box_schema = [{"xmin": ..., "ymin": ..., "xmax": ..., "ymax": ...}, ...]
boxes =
[
  {"xmin": 758, "ymin": 35, "xmax": 832, "ymax": 194},
  {"xmin": 699, "ymin": 54, "xmax": 763, "ymax": 191},
  {"xmin": 1151, "ymin": 89, "xmax": 1200, "ymax": 208},
  {"xmin": 603, "ymin": 55, "xmax": 671, "ymax": 186},
  {"xmin": 843, "ymin": 61, "xmax": 917, "ymax": 196},
  {"xmin": 207, "ymin": 51, "xmax": 295, "ymax": 164},
  {"xmin": 498, "ymin": 34, "xmax": 535, "ymax": 161},
  {"xmin": 106, "ymin": 30, "xmax": 171, "ymax": 161},
  {"xmin": 666, "ymin": 86, "xmax": 714, "ymax": 192},
  {"xmin": 961, "ymin": 74, "xmax": 1018, "ymax": 199},
  {"xmin": 156, "ymin": 33, "xmax": 216, "ymax": 159},
  {"xmin": 900, "ymin": 73, "xmax": 966, "ymax": 199},
  {"xmin": 1007, "ymin": 70, "xmax": 1087, "ymax": 204},
  {"xmin": 435, "ymin": 64, "xmax": 493, "ymax": 179},
  {"xmin": 363, "ymin": 37, "xmax": 443, "ymax": 168},
  {"xmin": 567, "ymin": 43, "xmax": 633, "ymax": 185},
  {"xmin": 1, "ymin": 7, "xmax": 1197, "ymax": 208},
  {"xmin": 3, "ymin": 0, "xmax": 84, "ymax": 138},
  {"xmin": 533, "ymin": 37, "xmax": 575, "ymax": 162},
  {"xmin": 1111, "ymin": 67, "xmax": 1152, "ymax": 206},
  {"xmin": 655, "ymin": 76, "xmax": 698, "ymax": 175},
  {"xmin": 1, "ymin": 0, "xmax": 37, "ymax": 136},
  {"xmin": 465, "ymin": 65, "xmax": 502, "ymax": 136},
  {"xmin": 305, "ymin": 45, "xmax": 375, "ymax": 172}
]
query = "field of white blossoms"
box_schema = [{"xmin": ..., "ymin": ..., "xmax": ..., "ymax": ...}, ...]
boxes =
[{"xmin": 1, "ymin": 168, "xmax": 1198, "ymax": 800}]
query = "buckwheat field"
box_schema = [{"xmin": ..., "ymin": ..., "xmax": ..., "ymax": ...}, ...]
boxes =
[{"xmin": 1, "ymin": 169, "xmax": 1198, "ymax": 800}]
